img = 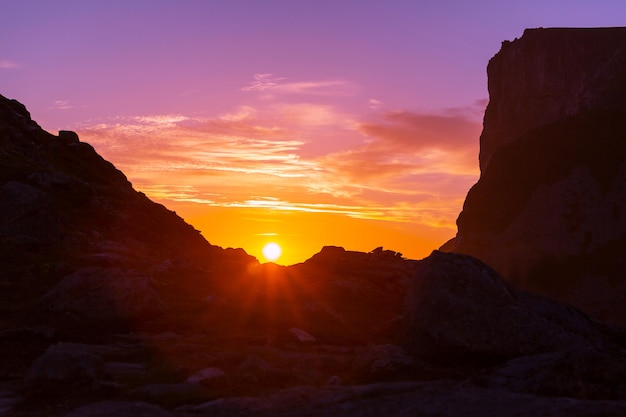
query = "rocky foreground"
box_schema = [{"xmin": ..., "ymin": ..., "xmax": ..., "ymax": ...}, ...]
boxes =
[{"xmin": 2, "ymin": 27, "xmax": 626, "ymax": 417}]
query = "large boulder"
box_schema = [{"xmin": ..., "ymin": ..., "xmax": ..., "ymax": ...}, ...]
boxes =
[
  {"xmin": 475, "ymin": 348, "xmax": 626, "ymax": 400},
  {"xmin": 25, "ymin": 342, "xmax": 104, "ymax": 388},
  {"xmin": 39, "ymin": 268, "xmax": 165, "ymax": 322},
  {"xmin": 402, "ymin": 251, "xmax": 606, "ymax": 364}
]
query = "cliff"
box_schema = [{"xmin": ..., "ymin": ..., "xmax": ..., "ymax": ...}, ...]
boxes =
[{"xmin": 449, "ymin": 28, "xmax": 626, "ymax": 324}]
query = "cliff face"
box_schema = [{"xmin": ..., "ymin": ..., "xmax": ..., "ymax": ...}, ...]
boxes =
[
  {"xmin": 479, "ymin": 27, "xmax": 626, "ymax": 171},
  {"xmin": 450, "ymin": 28, "xmax": 626, "ymax": 325}
]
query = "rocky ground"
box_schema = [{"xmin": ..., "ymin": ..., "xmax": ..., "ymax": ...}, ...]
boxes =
[{"xmin": 1, "ymin": 249, "xmax": 626, "ymax": 416}]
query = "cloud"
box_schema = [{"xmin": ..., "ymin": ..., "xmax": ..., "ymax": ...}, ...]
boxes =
[
  {"xmin": 48, "ymin": 100, "xmax": 73, "ymax": 110},
  {"xmin": 0, "ymin": 60, "xmax": 20, "ymax": 69},
  {"xmin": 320, "ymin": 110, "xmax": 481, "ymax": 182},
  {"xmin": 75, "ymin": 104, "xmax": 481, "ymax": 231},
  {"xmin": 310, "ymin": 109, "xmax": 482, "ymax": 228},
  {"xmin": 241, "ymin": 73, "xmax": 356, "ymax": 96},
  {"xmin": 368, "ymin": 99, "xmax": 383, "ymax": 109}
]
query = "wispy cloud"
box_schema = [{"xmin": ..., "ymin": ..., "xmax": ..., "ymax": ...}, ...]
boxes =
[
  {"xmin": 0, "ymin": 60, "xmax": 20, "ymax": 69},
  {"xmin": 48, "ymin": 100, "xmax": 73, "ymax": 110},
  {"xmin": 368, "ymin": 99, "xmax": 383, "ymax": 109},
  {"xmin": 77, "ymin": 103, "xmax": 481, "ymax": 231},
  {"xmin": 241, "ymin": 73, "xmax": 356, "ymax": 96}
]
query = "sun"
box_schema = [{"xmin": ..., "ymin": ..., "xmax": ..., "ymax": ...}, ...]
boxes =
[{"xmin": 262, "ymin": 242, "xmax": 282, "ymax": 262}]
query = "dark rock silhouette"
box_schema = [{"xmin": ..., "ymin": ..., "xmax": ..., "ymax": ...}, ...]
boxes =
[
  {"xmin": 403, "ymin": 251, "xmax": 607, "ymax": 364},
  {"xmin": 446, "ymin": 27, "xmax": 626, "ymax": 325},
  {"xmin": 3, "ymin": 27, "xmax": 626, "ymax": 417}
]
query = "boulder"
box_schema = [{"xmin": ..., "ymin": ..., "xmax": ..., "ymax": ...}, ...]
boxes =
[
  {"xmin": 402, "ymin": 251, "xmax": 605, "ymax": 364},
  {"xmin": 476, "ymin": 348, "xmax": 626, "ymax": 400},
  {"xmin": 62, "ymin": 401, "xmax": 171, "ymax": 417},
  {"xmin": 58, "ymin": 130, "xmax": 80, "ymax": 144},
  {"xmin": 352, "ymin": 344, "xmax": 418, "ymax": 382},
  {"xmin": 129, "ymin": 383, "xmax": 211, "ymax": 407},
  {"xmin": 39, "ymin": 267, "xmax": 165, "ymax": 322},
  {"xmin": 25, "ymin": 342, "xmax": 104, "ymax": 388},
  {"xmin": 186, "ymin": 367, "xmax": 229, "ymax": 391},
  {"xmin": 236, "ymin": 355, "xmax": 293, "ymax": 388},
  {"xmin": 287, "ymin": 328, "xmax": 316, "ymax": 345}
]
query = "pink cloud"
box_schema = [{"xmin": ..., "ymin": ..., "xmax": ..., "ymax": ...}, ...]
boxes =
[
  {"xmin": 75, "ymin": 104, "xmax": 481, "ymax": 231},
  {"xmin": 241, "ymin": 73, "xmax": 356, "ymax": 96},
  {"xmin": 0, "ymin": 60, "xmax": 20, "ymax": 69}
]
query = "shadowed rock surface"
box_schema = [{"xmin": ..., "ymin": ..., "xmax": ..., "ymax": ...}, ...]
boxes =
[
  {"xmin": 403, "ymin": 251, "xmax": 608, "ymax": 364},
  {"xmin": 446, "ymin": 27, "xmax": 626, "ymax": 325},
  {"xmin": 3, "ymin": 27, "xmax": 626, "ymax": 417}
]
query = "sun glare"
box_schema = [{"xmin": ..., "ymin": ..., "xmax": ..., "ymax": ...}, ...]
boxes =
[{"xmin": 262, "ymin": 242, "xmax": 282, "ymax": 262}]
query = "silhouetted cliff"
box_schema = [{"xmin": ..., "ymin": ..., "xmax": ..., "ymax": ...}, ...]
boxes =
[{"xmin": 448, "ymin": 28, "xmax": 626, "ymax": 324}]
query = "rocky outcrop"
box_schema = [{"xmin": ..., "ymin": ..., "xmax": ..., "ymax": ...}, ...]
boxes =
[
  {"xmin": 39, "ymin": 268, "xmax": 165, "ymax": 322},
  {"xmin": 25, "ymin": 343, "xmax": 104, "ymax": 388},
  {"xmin": 0, "ymin": 92, "xmax": 257, "ymax": 336},
  {"xmin": 0, "ymin": 91, "xmax": 256, "ymax": 268},
  {"xmin": 447, "ymin": 28, "xmax": 626, "ymax": 324},
  {"xmin": 402, "ymin": 251, "xmax": 606, "ymax": 364}
]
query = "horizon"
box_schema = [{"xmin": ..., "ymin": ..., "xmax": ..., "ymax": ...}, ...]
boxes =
[{"xmin": 3, "ymin": 1, "xmax": 625, "ymax": 264}]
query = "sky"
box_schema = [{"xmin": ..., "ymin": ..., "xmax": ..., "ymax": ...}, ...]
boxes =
[{"xmin": 2, "ymin": 1, "xmax": 625, "ymax": 265}]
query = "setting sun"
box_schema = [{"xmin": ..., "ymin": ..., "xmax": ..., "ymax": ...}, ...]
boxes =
[{"xmin": 262, "ymin": 242, "xmax": 282, "ymax": 262}]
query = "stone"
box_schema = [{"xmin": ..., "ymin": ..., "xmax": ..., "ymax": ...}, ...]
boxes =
[
  {"xmin": 476, "ymin": 348, "xmax": 626, "ymax": 400},
  {"xmin": 38, "ymin": 267, "xmax": 165, "ymax": 322},
  {"xmin": 25, "ymin": 342, "xmax": 104, "ymax": 388},
  {"xmin": 174, "ymin": 381, "xmax": 626, "ymax": 417},
  {"xmin": 352, "ymin": 344, "xmax": 417, "ymax": 382},
  {"xmin": 287, "ymin": 328, "xmax": 316, "ymax": 345},
  {"xmin": 236, "ymin": 355, "xmax": 293, "ymax": 388},
  {"xmin": 402, "ymin": 251, "xmax": 605, "ymax": 364},
  {"xmin": 61, "ymin": 401, "xmax": 171, "ymax": 417},
  {"xmin": 58, "ymin": 130, "xmax": 80, "ymax": 143},
  {"xmin": 186, "ymin": 367, "xmax": 229, "ymax": 390},
  {"xmin": 129, "ymin": 383, "xmax": 211, "ymax": 407}
]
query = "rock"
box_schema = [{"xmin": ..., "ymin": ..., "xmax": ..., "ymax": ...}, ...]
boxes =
[
  {"xmin": 61, "ymin": 401, "xmax": 171, "ymax": 417},
  {"xmin": 287, "ymin": 328, "xmax": 316, "ymax": 345},
  {"xmin": 129, "ymin": 383, "xmax": 211, "ymax": 407},
  {"xmin": 402, "ymin": 251, "xmax": 605, "ymax": 364},
  {"xmin": 352, "ymin": 344, "xmax": 417, "ymax": 382},
  {"xmin": 39, "ymin": 267, "xmax": 165, "ymax": 322},
  {"xmin": 448, "ymin": 28, "xmax": 626, "ymax": 325},
  {"xmin": 0, "ymin": 326, "xmax": 55, "ymax": 340},
  {"xmin": 25, "ymin": 342, "xmax": 104, "ymax": 388},
  {"xmin": 0, "ymin": 390, "xmax": 19, "ymax": 416},
  {"xmin": 186, "ymin": 367, "xmax": 229, "ymax": 390},
  {"xmin": 58, "ymin": 130, "xmax": 80, "ymax": 144},
  {"xmin": 236, "ymin": 355, "xmax": 293, "ymax": 388},
  {"xmin": 0, "ymin": 181, "xmax": 59, "ymax": 241},
  {"xmin": 476, "ymin": 348, "xmax": 626, "ymax": 400},
  {"xmin": 104, "ymin": 362, "xmax": 149, "ymax": 384},
  {"xmin": 175, "ymin": 381, "xmax": 626, "ymax": 417},
  {"xmin": 478, "ymin": 27, "xmax": 626, "ymax": 172}
]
